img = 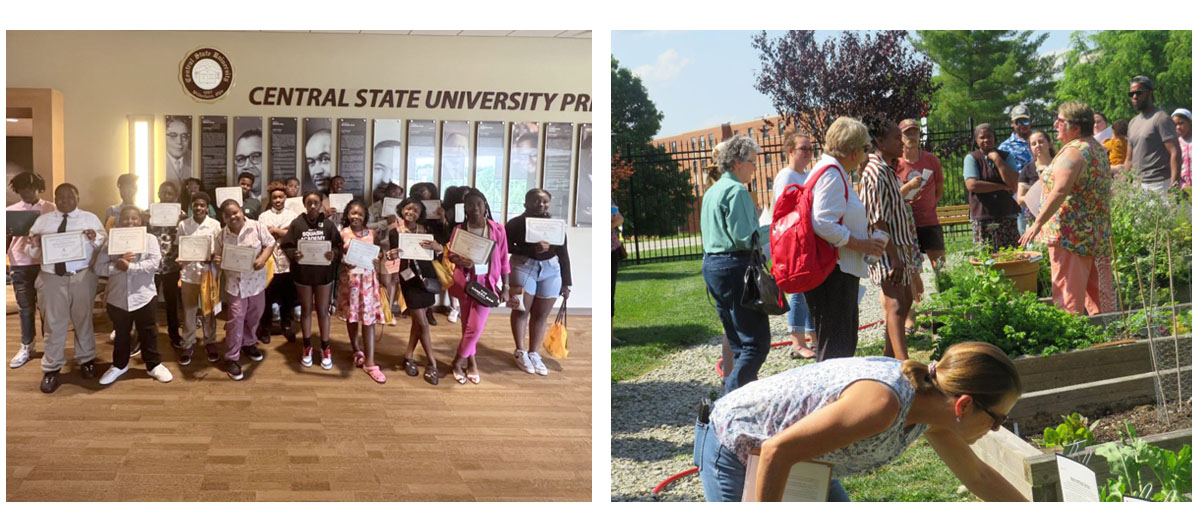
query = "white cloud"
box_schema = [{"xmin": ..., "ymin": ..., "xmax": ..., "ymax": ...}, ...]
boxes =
[{"xmin": 632, "ymin": 49, "xmax": 692, "ymax": 83}]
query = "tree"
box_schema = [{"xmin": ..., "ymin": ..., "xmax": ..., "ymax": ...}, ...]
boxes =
[
  {"xmin": 752, "ymin": 30, "xmax": 938, "ymax": 144},
  {"xmin": 911, "ymin": 31, "xmax": 1058, "ymax": 129},
  {"xmin": 1056, "ymin": 31, "xmax": 1192, "ymax": 123},
  {"xmin": 611, "ymin": 56, "xmax": 663, "ymax": 154}
]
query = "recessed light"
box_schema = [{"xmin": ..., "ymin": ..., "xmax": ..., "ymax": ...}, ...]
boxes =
[{"xmin": 6, "ymin": 118, "xmax": 19, "ymax": 123}]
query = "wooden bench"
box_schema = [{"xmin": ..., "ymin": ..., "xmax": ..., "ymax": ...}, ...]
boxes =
[{"xmin": 935, "ymin": 204, "xmax": 970, "ymax": 227}]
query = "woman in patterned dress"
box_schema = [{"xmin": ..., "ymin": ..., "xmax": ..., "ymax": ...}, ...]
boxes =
[
  {"xmin": 861, "ymin": 115, "xmax": 923, "ymax": 360},
  {"xmin": 336, "ymin": 199, "xmax": 387, "ymax": 383},
  {"xmin": 694, "ymin": 342, "xmax": 1027, "ymax": 502}
]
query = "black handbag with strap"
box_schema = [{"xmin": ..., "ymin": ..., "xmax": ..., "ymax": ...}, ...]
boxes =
[
  {"xmin": 739, "ymin": 232, "xmax": 790, "ymax": 316},
  {"xmin": 465, "ymin": 280, "xmax": 501, "ymax": 307}
]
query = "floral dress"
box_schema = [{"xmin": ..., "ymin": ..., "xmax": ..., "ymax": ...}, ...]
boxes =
[
  {"xmin": 860, "ymin": 154, "xmax": 922, "ymax": 286},
  {"xmin": 337, "ymin": 227, "xmax": 385, "ymax": 326}
]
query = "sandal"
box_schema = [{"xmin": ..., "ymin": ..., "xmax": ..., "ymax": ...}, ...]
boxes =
[
  {"xmin": 364, "ymin": 365, "xmax": 386, "ymax": 384},
  {"xmin": 789, "ymin": 346, "xmax": 817, "ymax": 360},
  {"xmin": 353, "ymin": 351, "xmax": 365, "ymax": 368},
  {"xmin": 452, "ymin": 363, "xmax": 467, "ymax": 385},
  {"xmin": 423, "ymin": 364, "xmax": 439, "ymax": 386},
  {"xmin": 404, "ymin": 358, "xmax": 419, "ymax": 377},
  {"xmin": 466, "ymin": 358, "xmax": 480, "ymax": 385}
]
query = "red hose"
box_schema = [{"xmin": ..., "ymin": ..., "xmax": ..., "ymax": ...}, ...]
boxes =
[{"xmin": 653, "ymin": 467, "xmax": 699, "ymax": 495}]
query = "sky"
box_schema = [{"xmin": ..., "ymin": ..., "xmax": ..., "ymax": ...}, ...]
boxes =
[{"xmin": 612, "ymin": 30, "xmax": 1081, "ymax": 139}]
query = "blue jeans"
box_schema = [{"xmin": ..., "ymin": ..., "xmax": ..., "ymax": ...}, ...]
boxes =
[
  {"xmin": 787, "ymin": 292, "xmax": 814, "ymax": 335},
  {"xmin": 702, "ymin": 253, "xmax": 770, "ymax": 394},
  {"xmin": 694, "ymin": 421, "xmax": 850, "ymax": 502}
]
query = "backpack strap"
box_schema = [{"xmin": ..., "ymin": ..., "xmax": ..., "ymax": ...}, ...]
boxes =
[{"xmin": 809, "ymin": 163, "xmax": 850, "ymax": 226}]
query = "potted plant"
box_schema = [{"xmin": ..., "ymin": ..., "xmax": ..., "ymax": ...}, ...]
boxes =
[{"xmin": 969, "ymin": 246, "xmax": 1043, "ymax": 294}]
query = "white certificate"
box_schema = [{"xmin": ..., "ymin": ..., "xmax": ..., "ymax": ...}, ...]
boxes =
[
  {"xmin": 344, "ymin": 238, "xmax": 380, "ymax": 270},
  {"xmin": 421, "ymin": 200, "xmax": 441, "ymax": 218},
  {"xmin": 284, "ymin": 197, "xmax": 306, "ymax": 215},
  {"xmin": 216, "ymin": 187, "xmax": 242, "ymax": 208},
  {"xmin": 329, "ymin": 193, "xmax": 353, "ymax": 214},
  {"xmin": 221, "ymin": 244, "xmax": 256, "ymax": 273},
  {"xmin": 107, "ymin": 226, "xmax": 147, "ymax": 255},
  {"xmin": 525, "ymin": 217, "xmax": 567, "ymax": 246},
  {"xmin": 178, "ymin": 234, "xmax": 212, "ymax": 262},
  {"xmin": 297, "ymin": 240, "xmax": 332, "ymax": 266},
  {"xmin": 454, "ymin": 203, "xmax": 465, "ymax": 223},
  {"xmin": 40, "ymin": 230, "xmax": 87, "ymax": 265},
  {"xmin": 381, "ymin": 197, "xmax": 402, "ymax": 219},
  {"xmin": 448, "ymin": 227, "xmax": 495, "ymax": 265},
  {"xmin": 149, "ymin": 203, "xmax": 182, "ymax": 227},
  {"xmin": 398, "ymin": 233, "xmax": 436, "ymax": 261}
]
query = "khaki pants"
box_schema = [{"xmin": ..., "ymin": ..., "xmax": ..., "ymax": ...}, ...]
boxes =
[
  {"xmin": 180, "ymin": 281, "xmax": 218, "ymax": 349},
  {"xmin": 36, "ymin": 269, "xmax": 99, "ymax": 373}
]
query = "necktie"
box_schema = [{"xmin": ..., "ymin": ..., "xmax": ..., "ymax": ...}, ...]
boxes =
[{"xmin": 55, "ymin": 213, "xmax": 69, "ymax": 276}]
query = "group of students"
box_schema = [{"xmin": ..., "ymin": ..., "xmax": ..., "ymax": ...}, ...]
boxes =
[{"xmin": 7, "ymin": 171, "xmax": 572, "ymax": 393}]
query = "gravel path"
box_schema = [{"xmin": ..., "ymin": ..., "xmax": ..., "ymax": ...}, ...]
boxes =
[{"xmin": 610, "ymin": 268, "xmax": 935, "ymax": 501}]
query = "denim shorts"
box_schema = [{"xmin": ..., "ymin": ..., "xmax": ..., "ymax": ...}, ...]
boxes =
[{"xmin": 511, "ymin": 255, "xmax": 563, "ymax": 298}]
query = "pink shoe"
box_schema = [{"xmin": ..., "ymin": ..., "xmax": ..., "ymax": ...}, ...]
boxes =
[{"xmin": 364, "ymin": 365, "xmax": 386, "ymax": 384}]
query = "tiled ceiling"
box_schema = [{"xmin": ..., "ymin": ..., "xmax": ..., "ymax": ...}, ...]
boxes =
[{"xmin": 284, "ymin": 30, "xmax": 590, "ymax": 39}]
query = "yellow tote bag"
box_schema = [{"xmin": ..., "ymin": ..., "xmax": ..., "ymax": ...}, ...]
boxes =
[{"xmin": 542, "ymin": 303, "xmax": 569, "ymax": 359}]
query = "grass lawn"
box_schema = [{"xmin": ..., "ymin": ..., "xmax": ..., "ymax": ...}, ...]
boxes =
[{"xmin": 612, "ymin": 258, "xmax": 720, "ymax": 381}]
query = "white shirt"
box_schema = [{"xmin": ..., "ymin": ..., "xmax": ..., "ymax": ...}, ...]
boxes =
[
  {"xmin": 27, "ymin": 208, "xmax": 107, "ymax": 275},
  {"xmin": 214, "ymin": 219, "xmax": 274, "ymax": 298},
  {"xmin": 95, "ymin": 233, "xmax": 161, "ymax": 312},
  {"xmin": 257, "ymin": 207, "xmax": 299, "ymax": 274},
  {"xmin": 810, "ymin": 155, "xmax": 869, "ymax": 279},
  {"xmin": 6, "ymin": 199, "xmax": 56, "ymax": 266},
  {"xmin": 1094, "ymin": 126, "xmax": 1114, "ymax": 144},
  {"xmin": 177, "ymin": 216, "xmax": 221, "ymax": 284},
  {"xmin": 772, "ymin": 167, "xmax": 809, "ymax": 202}
]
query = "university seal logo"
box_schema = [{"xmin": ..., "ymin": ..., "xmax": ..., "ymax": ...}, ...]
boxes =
[{"xmin": 180, "ymin": 47, "xmax": 233, "ymax": 102}]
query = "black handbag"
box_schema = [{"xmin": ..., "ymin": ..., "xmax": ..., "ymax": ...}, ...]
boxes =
[
  {"xmin": 412, "ymin": 262, "xmax": 443, "ymax": 294},
  {"xmin": 740, "ymin": 232, "xmax": 790, "ymax": 316},
  {"xmin": 465, "ymin": 280, "xmax": 501, "ymax": 307}
]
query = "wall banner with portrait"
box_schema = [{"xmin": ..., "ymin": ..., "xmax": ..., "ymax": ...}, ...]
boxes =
[
  {"xmin": 337, "ymin": 118, "xmax": 368, "ymax": 201},
  {"xmin": 233, "ymin": 117, "xmax": 264, "ymax": 199},
  {"xmin": 302, "ymin": 118, "xmax": 333, "ymax": 194},
  {"xmin": 199, "ymin": 115, "xmax": 228, "ymax": 192},
  {"xmin": 574, "ymin": 123, "xmax": 593, "ymax": 227},
  {"xmin": 269, "ymin": 117, "xmax": 297, "ymax": 184},
  {"xmin": 542, "ymin": 122, "xmax": 574, "ymax": 221},
  {"xmin": 474, "ymin": 121, "xmax": 506, "ymax": 218},
  {"xmin": 406, "ymin": 120, "xmax": 437, "ymax": 190},
  {"xmin": 164, "ymin": 115, "xmax": 194, "ymax": 189},
  {"xmin": 440, "ymin": 121, "xmax": 470, "ymax": 191},
  {"xmin": 371, "ymin": 119, "xmax": 403, "ymax": 199},
  {"xmin": 507, "ymin": 121, "xmax": 541, "ymax": 221}
]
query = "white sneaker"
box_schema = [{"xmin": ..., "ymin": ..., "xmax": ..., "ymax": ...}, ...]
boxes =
[
  {"xmin": 109, "ymin": 330, "xmax": 116, "ymax": 342},
  {"xmin": 528, "ymin": 351, "xmax": 548, "ymax": 376},
  {"xmin": 10, "ymin": 343, "xmax": 33, "ymax": 368},
  {"xmin": 99, "ymin": 365, "xmax": 129, "ymax": 385},
  {"xmin": 301, "ymin": 346, "xmax": 314, "ymax": 368},
  {"xmin": 513, "ymin": 349, "xmax": 534, "ymax": 374},
  {"xmin": 147, "ymin": 364, "xmax": 174, "ymax": 383},
  {"xmin": 447, "ymin": 308, "xmax": 459, "ymax": 323}
]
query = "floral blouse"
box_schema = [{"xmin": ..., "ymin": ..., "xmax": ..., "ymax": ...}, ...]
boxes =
[
  {"xmin": 861, "ymin": 154, "xmax": 922, "ymax": 286},
  {"xmin": 1038, "ymin": 138, "xmax": 1112, "ymax": 257}
]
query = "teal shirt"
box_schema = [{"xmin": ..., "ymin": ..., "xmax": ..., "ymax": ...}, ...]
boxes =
[{"xmin": 700, "ymin": 172, "xmax": 767, "ymax": 253}]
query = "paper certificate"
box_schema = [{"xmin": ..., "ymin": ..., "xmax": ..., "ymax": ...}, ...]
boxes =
[
  {"xmin": 448, "ymin": 227, "xmax": 495, "ymax": 265},
  {"xmin": 329, "ymin": 193, "xmax": 353, "ymax": 214},
  {"xmin": 421, "ymin": 200, "xmax": 441, "ymax": 218},
  {"xmin": 178, "ymin": 235, "xmax": 212, "ymax": 262},
  {"xmin": 381, "ymin": 197, "xmax": 402, "ymax": 219},
  {"xmin": 525, "ymin": 217, "xmax": 567, "ymax": 246},
  {"xmin": 221, "ymin": 244, "xmax": 256, "ymax": 273},
  {"xmin": 107, "ymin": 226, "xmax": 148, "ymax": 255},
  {"xmin": 149, "ymin": 203, "xmax": 181, "ymax": 227},
  {"xmin": 284, "ymin": 197, "xmax": 306, "ymax": 215},
  {"xmin": 454, "ymin": 203, "xmax": 465, "ymax": 223},
  {"xmin": 344, "ymin": 239, "xmax": 380, "ymax": 270},
  {"xmin": 297, "ymin": 240, "xmax": 332, "ymax": 266},
  {"xmin": 216, "ymin": 187, "xmax": 243, "ymax": 208},
  {"xmin": 398, "ymin": 233, "xmax": 436, "ymax": 261},
  {"xmin": 742, "ymin": 452, "xmax": 833, "ymax": 502},
  {"xmin": 40, "ymin": 230, "xmax": 87, "ymax": 265}
]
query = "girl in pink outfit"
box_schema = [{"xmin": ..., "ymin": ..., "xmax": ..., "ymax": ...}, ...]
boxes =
[
  {"xmin": 336, "ymin": 199, "xmax": 386, "ymax": 383},
  {"xmin": 447, "ymin": 188, "xmax": 510, "ymax": 385}
]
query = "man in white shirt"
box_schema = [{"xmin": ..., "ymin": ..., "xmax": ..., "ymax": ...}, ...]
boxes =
[{"xmin": 26, "ymin": 183, "xmax": 107, "ymax": 393}]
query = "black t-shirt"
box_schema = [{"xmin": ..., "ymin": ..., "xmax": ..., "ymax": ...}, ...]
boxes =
[
  {"xmin": 281, "ymin": 213, "xmax": 343, "ymax": 286},
  {"xmin": 505, "ymin": 213, "xmax": 572, "ymax": 287}
]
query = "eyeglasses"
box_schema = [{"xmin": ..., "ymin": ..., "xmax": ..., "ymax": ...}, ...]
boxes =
[
  {"xmin": 1053, "ymin": 116, "xmax": 1066, "ymax": 125},
  {"xmin": 1129, "ymin": 90, "xmax": 1146, "ymax": 97},
  {"xmin": 796, "ymin": 146, "xmax": 814, "ymax": 152},
  {"xmin": 980, "ymin": 404, "xmax": 1007, "ymax": 431},
  {"xmin": 235, "ymin": 152, "xmax": 262, "ymax": 166},
  {"xmin": 166, "ymin": 132, "xmax": 192, "ymax": 141}
]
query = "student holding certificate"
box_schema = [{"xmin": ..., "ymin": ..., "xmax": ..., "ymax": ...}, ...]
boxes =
[
  {"xmin": 94, "ymin": 206, "xmax": 173, "ymax": 386},
  {"xmin": 446, "ymin": 188, "xmax": 510, "ymax": 385},
  {"xmin": 695, "ymin": 343, "xmax": 1028, "ymax": 502},
  {"xmin": 504, "ymin": 188, "xmax": 571, "ymax": 377},
  {"xmin": 382, "ymin": 198, "xmax": 445, "ymax": 385},
  {"xmin": 150, "ymin": 181, "xmax": 187, "ymax": 351},
  {"xmin": 25, "ymin": 183, "xmax": 106, "ymax": 393},
  {"xmin": 212, "ymin": 200, "xmax": 276, "ymax": 381},
  {"xmin": 281, "ymin": 191, "xmax": 342, "ymax": 370},
  {"xmin": 439, "ymin": 186, "xmax": 470, "ymax": 323},
  {"xmin": 410, "ymin": 182, "xmax": 448, "ymax": 326},
  {"xmin": 176, "ymin": 192, "xmax": 222, "ymax": 366},
  {"xmin": 256, "ymin": 182, "xmax": 300, "ymax": 345},
  {"xmin": 336, "ymin": 200, "xmax": 387, "ymax": 384},
  {"xmin": 6, "ymin": 172, "xmax": 56, "ymax": 369},
  {"xmin": 103, "ymin": 173, "xmax": 140, "ymax": 230}
]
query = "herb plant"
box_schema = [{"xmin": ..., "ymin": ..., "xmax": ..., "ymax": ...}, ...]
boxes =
[{"xmin": 1033, "ymin": 413, "xmax": 1098, "ymax": 449}]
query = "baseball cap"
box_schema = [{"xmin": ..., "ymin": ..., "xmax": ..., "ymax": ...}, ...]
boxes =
[
  {"xmin": 899, "ymin": 118, "xmax": 920, "ymax": 132},
  {"xmin": 1131, "ymin": 75, "xmax": 1155, "ymax": 90},
  {"xmin": 1010, "ymin": 104, "xmax": 1031, "ymax": 121},
  {"xmin": 1171, "ymin": 108, "xmax": 1191, "ymax": 121}
]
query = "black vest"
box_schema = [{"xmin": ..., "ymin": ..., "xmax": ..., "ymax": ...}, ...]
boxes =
[{"xmin": 968, "ymin": 149, "xmax": 1019, "ymax": 220}]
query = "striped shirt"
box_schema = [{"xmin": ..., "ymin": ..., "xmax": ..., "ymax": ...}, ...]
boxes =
[{"xmin": 860, "ymin": 154, "xmax": 922, "ymax": 286}]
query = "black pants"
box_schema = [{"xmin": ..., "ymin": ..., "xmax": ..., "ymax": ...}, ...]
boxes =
[
  {"xmin": 107, "ymin": 303, "xmax": 161, "ymax": 370},
  {"xmin": 804, "ymin": 266, "xmax": 860, "ymax": 361},
  {"xmin": 155, "ymin": 271, "xmax": 182, "ymax": 344},
  {"xmin": 11, "ymin": 265, "xmax": 41, "ymax": 345},
  {"xmin": 260, "ymin": 272, "xmax": 297, "ymax": 333}
]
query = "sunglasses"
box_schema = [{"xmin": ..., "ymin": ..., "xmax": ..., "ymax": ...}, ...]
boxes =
[
  {"xmin": 1014, "ymin": 120, "xmax": 1031, "ymax": 126},
  {"xmin": 980, "ymin": 404, "xmax": 1007, "ymax": 431},
  {"xmin": 1129, "ymin": 90, "xmax": 1146, "ymax": 97}
]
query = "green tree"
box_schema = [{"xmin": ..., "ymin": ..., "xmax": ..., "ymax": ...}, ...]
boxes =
[
  {"xmin": 911, "ymin": 31, "xmax": 1058, "ymax": 129},
  {"xmin": 1056, "ymin": 30, "xmax": 1192, "ymax": 123},
  {"xmin": 611, "ymin": 56, "xmax": 663, "ymax": 154}
]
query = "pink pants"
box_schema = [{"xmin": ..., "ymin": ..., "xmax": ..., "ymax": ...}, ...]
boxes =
[
  {"xmin": 455, "ymin": 294, "xmax": 492, "ymax": 358},
  {"xmin": 224, "ymin": 291, "xmax": 266, "ymax": 361},
  {"xmin": 1049, "ymin": 244, "xmax": 1115, "ymax": 316}
]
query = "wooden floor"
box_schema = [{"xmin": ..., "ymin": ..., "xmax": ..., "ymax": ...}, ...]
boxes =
[{"xmin": 5, "ymin": 292, "xmax": 591, "ymax": 502}]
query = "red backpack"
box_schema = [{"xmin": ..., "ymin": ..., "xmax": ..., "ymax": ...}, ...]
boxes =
[{"xmin": 769, "ymin": 162, "xmax": 848, "ymax": 293}]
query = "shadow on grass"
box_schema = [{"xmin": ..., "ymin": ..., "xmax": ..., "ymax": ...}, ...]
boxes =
[
  {"xmin": 611, "ymin": 323, "xmax": 714, "ymax": 346},
  {"xmin": 617, "ymin": 270, "xmax": 700, "ymax": 283}
]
